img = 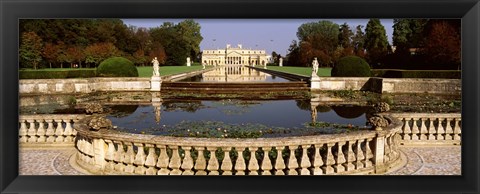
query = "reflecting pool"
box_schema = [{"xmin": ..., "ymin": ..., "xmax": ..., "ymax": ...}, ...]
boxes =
[{"xmin": 178, "ymin": 66, "xmax": 290, "ymax": 82}]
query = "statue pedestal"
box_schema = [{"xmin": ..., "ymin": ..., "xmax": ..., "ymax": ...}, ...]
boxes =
[
  {"xmin": 310, "ymin": 74, "xmax": 321, "ymax": 90},
  {"xmin": 151, "ymin": 76, "xmax": 162, "ymax": 91}
]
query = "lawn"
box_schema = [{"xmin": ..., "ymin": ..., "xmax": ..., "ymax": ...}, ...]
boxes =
[
  {"xmin": 267, "ymin": 66, "xmax": 331, "ymax": 77},
  {"xmin": 137, "ymin": 66, "xmax": 204, "ymax": 77}
]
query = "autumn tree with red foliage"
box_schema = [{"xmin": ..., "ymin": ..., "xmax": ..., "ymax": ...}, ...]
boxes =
[
  {"xmin": 422, "ymin": 20, "xmax": 461, "ymax": 69},
  {"xmin": 84, "ymin": 42, "xmax": 120, "ymax": 67}
]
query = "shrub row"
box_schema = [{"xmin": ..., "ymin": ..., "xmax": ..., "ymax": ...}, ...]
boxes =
[
  {"xmin": 20, "ymin": 69, "xmax": 97, "ymax": 79},
  {"xmin": 371, "ymin": 69, "xmax": 461, "ymax": 79}
]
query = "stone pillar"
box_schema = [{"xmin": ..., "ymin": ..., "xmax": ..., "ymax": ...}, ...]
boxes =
[
  {"xmin": 310, "ymin": 73, "xmax": 321, "ymax": 90},
  {"xmin": 150, "ymin": 76, "xmax": 162, "ymax": 92},
  {"xmin": 373, "ymin": 135, "xmax": 387, "ymax": 173},
  {"xmin": 93, "ymin": 138, "xmax": 107, "ymax": 170},
  {"xmin": 279, "ymin": 58, "xmax": 283, "ymax": 67}
]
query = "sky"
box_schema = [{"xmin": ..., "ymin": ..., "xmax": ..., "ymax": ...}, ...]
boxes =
[{"xmin": 122, "ymin": 19, "xmax": 394, "ymax": 56}]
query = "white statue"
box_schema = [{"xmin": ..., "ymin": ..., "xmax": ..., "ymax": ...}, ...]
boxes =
[
  {"xmin": 152, "ymin": 57, "xmax": 160, "ymax": 77},
  {"xmin": 202, "ymin": 62, "xmax": 206, "ymax": 69},
  {"xmin": 186, "ymin": 57, "xmax": 191, "ymax": 67},
  {"xmin": 312, "ymin": 57, "xmax": 319, "ymax": 75},
  {"xmin": 279, "ymin": 58, "xmax": 283, "ymax": 67}
]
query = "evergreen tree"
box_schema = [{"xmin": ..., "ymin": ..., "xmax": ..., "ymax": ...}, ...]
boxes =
[{"xmin": 364, "ymin": 19, "xmax": 388, "ymax": 65}]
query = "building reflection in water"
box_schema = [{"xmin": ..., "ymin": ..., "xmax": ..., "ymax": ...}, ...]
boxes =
[{"xmin": 201, "ymin": 65, "xmax": 267, "ymax": 82}]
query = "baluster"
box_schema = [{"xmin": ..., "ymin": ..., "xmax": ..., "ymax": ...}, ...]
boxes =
[
  {"xmin": 72, "ymin": 119, "xmax": 79, "ymax": 136},
  {"xmin": 453, "ymin": 119, "xmax": 461, "ymax": 140},
  {"xmin": 206, "ymin": 147, "xmax": 220, "ymax": 175},
  {"xmin": 355, "ymin": 139, "xmax": 365, "ymax": 169},
  {"xmin": 287, "ymin": 145, "xmax": 299, "ymax": 175},
  {"xmin": 104, "ymin": 140, "xmax": 115, "ymax": 171},
  {"xmin": 323, "ymin": 143, "xmax": 335, "ymax": 174},
  {"xmin": 54, "ymin": 119, "xmax": 65, "ymax": 142},
  {"xmin": 220, "ymin": 147, "xmax": 233, "ymax": 175},
  {"xmin": 247, "ymin": 147, "xmax": 259, "ymax": 175},
  {"xmin": 123, "ymin": 142, "xmax": 135, "ymax": 173},
  {"xmin": 113, "ymin": 141, "xmax": 126, "ymax": 172},
  {"xmin": 411, "ymin": 118, "xmax": 420, "ymax": 140},
  {"xmin": 334, "ymin": 142, "xmax": 346, "ymax": 173},
  {"xmin": 299, "ymin": 145, "xmax": 311, "ymax": 175},
  {"xmin": 312, "ymin": 144, "xmax": 324, "ymax": 175},
  {"xmin": 194, "ymin": 147, "xmax": 207, "ymax": 175},
  {"xmin": 445, "ymin": 118, "xmax": 453, "ymax": 140},
  {"xmin": 365, "ymin": 138, "xmax": 374, "ymax": 168},
  {"xmin": 427, "ymin": 118, "xmax": 436, "ymax": 140},
  {"xmin": 274, "ymin": 146, "xmax": 286, "ymax": 175},
  {"xmin": 156, "ymin": 145, "xmax": 171, "ymax": 175},
  {"xmin": 436, "ymin": 118, "xmax": 446, "ymax": 140},
  {"xmin": 402, "ymin": 118, "xmax": 411, "ymax": 140},
  {"xmin": 63, "ymin": 119, "xmax": 74, "ymax": 142},
  {"xmin": 344, "ymin": 140, "xmax": 356, "ymax": 171},
  {"xmin": 181, "ymin": 146, "xmax": 194, "ymax": 175},
  {"xmin": 36, "ymin": 119, "xmax": 46, "ymax": 142},
  {"xmin": 19, "ymin": 119, "xmax": 28, "ymax": 143},
  {"xmin": 133, "ymin": 143, "xmax": 147, "ymax": 174},
  {"xmin": 27, "ymin": 119, "xmax": 37, "ymax": 142},
  {"xmin": 261, "ymin": 147, "xmax": 273, "ymax": 175},
  {"xmin": 144, "ymin": 144, "xmax": 158, "ymax": 175},
  {"xmin": 169, "ymin": 146, "xmax": 182, "ymax": 175},
  {"xmin": 419, "ymin": 118, "xmax": 428, "ymax": 140},
  {"xmin": 45, "ymin": 119, "xmax": 55, "ymax": 142},
  {"xmin": 234, "ymin": 147, "xmax": 246, "ymax": 175}
]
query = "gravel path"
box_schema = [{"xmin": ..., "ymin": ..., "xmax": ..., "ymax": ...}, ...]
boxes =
[{"xmin": 19, "ymin": 146, "xmax": 461, "ymax": 175}]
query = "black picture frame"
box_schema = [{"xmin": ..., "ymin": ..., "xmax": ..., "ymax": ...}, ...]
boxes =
[{"xmin": 1, "ymin": 0, "xmax": 479, "ymax": 193}]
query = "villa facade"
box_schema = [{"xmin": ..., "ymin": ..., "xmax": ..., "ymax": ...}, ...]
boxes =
[{"xmin": 201, "ymin": 44, "xmax": 268, "ymax": 66}]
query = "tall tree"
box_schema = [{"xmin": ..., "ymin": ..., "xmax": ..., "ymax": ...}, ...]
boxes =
[
  {"xmin": 338, "ymin": 23, "xmax": 354, "ymax": 49},
  {"xmin": 20, "ymin": 32, "xmax": 43, "ymax": 69},
  {"xmin": 422, "ymin": 20, "xmax": 461, "ymax": 69},
  {"xmin": 352, "ymin": 25, "xmax": 366, "ymax": 57},
  {"xmin": 42, "ymin": 42, "xmax": 61, "ymax": 68},
  {"xmin": 296, "ymin": 20, "xmax": 340, "ymax": 67},
  {"xmin": 393, "ymin": 19, "xmax": 428, "ymax": 51},
  {"xmin": 364, "ymin": 19, "xmax": 389, "ymax": 65},
  {"xmin": 84, "ymin": 42, "xmax": 120, "ymax": 67},
  {"xmin": 176, "ymin": 19, "xmax": 203, "ymax": 61}
]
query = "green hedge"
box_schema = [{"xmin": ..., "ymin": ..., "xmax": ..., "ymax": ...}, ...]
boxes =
[
  {"xmin": 20, "ymin": 69, "xmax": 97, "ymax": 79},
  {"xmin": 371, "ymin": 69, "xmax": 461, "ymax": 79},
  {"xmin": 97, "ymin": 57, "xmax": 138, "ymax": 77},
  {"xmin": 332, "ymin": 56, "xmax": 371, "ymax": 77}
]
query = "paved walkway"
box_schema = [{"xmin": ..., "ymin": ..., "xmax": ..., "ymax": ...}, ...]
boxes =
[{"xmin": 19, "ymin": 146, "xmax": 461, "ymax": 175}]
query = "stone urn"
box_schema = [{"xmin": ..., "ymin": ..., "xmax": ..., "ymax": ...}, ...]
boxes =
[{"xmin": 87, "ymin": 115, "xmax": 112, "ymax": 131}]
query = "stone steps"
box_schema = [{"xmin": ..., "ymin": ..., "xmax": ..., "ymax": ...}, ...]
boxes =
[{"xmin": 161, "ymin": 81, "xmax": 309, "ymax": 93}]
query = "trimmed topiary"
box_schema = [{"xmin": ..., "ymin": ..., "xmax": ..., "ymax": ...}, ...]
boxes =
[
  {"xmin": 332, "ymin": 56, "xmax": 371, "ymax": 77},
  {"xmin": 97, "ymin": 57, "xmax": 138, "ymax": 77}
]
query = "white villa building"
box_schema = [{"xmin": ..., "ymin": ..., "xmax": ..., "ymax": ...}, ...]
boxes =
[{"xmin": 201, "ymin": 44, "xmax": 268, "ymax": 66}]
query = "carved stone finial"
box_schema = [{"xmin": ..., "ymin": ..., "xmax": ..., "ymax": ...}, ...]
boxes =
[
  {"xmin": 85, "ymin": 102, "xmax": 104, "ymax": 114},
  {"xmin": 87, "ymin": 115, "xmax": 112, "ymax": 131},
  {"xmin": 373, "ymin": 102, "xmax": 390, "ymax": 113},
  {"xmin": 367, "ymin": 116, "xmax": 389, "ymax": 131}
]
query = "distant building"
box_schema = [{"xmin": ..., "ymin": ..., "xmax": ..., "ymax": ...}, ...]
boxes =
[{"xmin": 202, "ymin": 44, "xmax": 268, "ymax": 66}]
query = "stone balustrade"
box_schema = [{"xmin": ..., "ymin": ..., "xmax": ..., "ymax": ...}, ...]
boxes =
[
  {"xmin": 19, "ymin": 114, "xmax": 86, "ymax": 146},
  {"xmin": 389, "ymin": 113, "xmax": 461, "ymax": 145},
  {"xmin": 74, "ymin": 115, "xmax": 402, "ymax": 175}
]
